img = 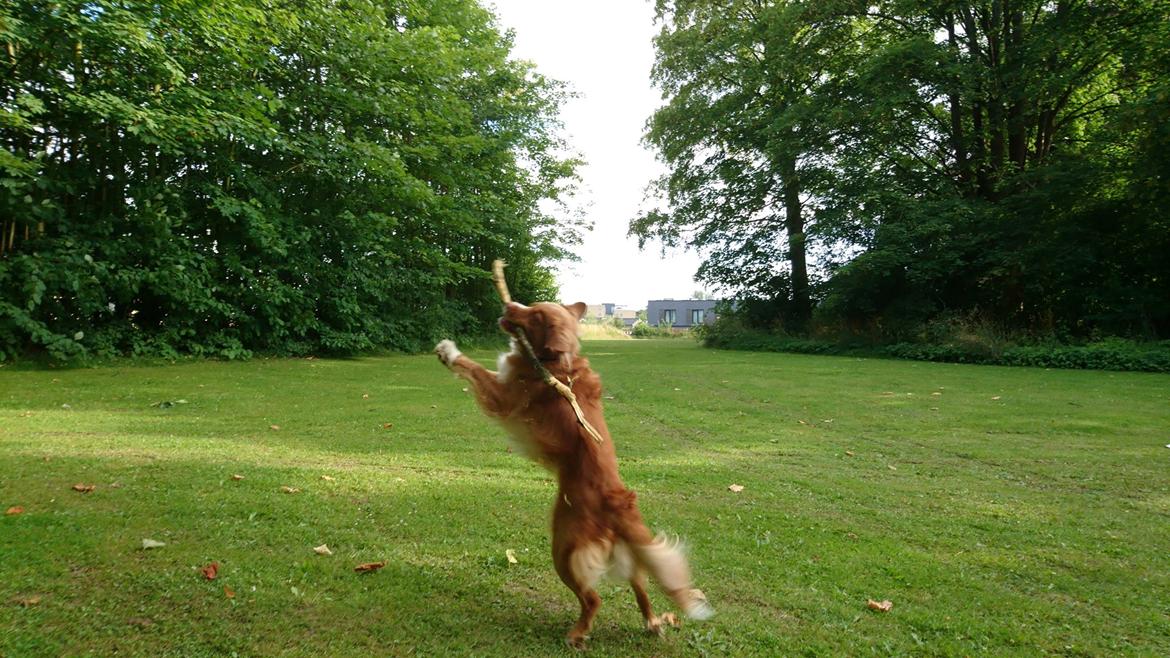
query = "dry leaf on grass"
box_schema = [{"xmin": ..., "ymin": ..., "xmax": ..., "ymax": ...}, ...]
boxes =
[
  {"xmin": 931, "ymin": 392, "xmax": 942, "ymax": 396},
  {"xmin": 223, "ymin": 586, "xmax": 235, "ymax": 599},
  {"xmin": 353, "ymin": 561, "xmax": 387, "ymax": 574},
  {"xmin": 109, "ymin": 482, "xmax": 123, "ymax": 489},
  {"xmin": 313, "ymin": 544, "xmax": 333, "ymax": 556},
  {"xmin": 15, "ymin": 595, "xmax": 42, "ymax": 607},
  {"xmin": 382, "ymin": 423, "xmax": 393, "ymax": 429},
  {"xmin": 728, "ymin": 484, "xmax": 745, "ymax": 493},
  {"xmin": 141, "ymin": 538, "xmax": 166, "ymax": 550},
  {"xmin": 6, "ymin": 506, "xmax": 23, "ymax": 515},
  {"xmin": 320, "ymin": 475, "xmax": 335, "ymax": 482},
  {"xmin": 887, "ymin": 464, "xmax": 898, "ymax": 471},
  {"xmin": 362, "ymin": 393, "xmax": 370, "ymax": 399},
  {"xmin": 201, "ymin": 562, "xmax": 219, "ymax": 580},
  {"xmin": 71, "ymin": 484, "xmax": 95, "ymax": 493},
  {"xmin": 280, "ymin": 486, "xmax": 300, "ymax": 494},
  {"xmin": 845, "ymin": 451, "xmax": 855, "ymax": 457},
  {"xmin": 230, "ymin": 474, "xmax": 245, "ymax": 481},
  {"xmin": 269, "ymin": 424, "xmax": 281, "ymax": 431},
  {"xmin": 505, "ymin": 549, "xmax": 518, "ymax": 564},
  {"xmin": 991, "ymin": 396, "xmax": 1002, "ymax": 400},
  {"xmin": 866, "ymin": 599, "xmax": 893, "ymax": 612}
]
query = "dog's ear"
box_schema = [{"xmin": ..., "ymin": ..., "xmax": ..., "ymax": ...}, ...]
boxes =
[{"xmin": 563, "ymin": 302, "xmax": 587, "ymax": 320}]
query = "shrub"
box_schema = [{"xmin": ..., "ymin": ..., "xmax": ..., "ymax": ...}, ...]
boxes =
[{"xmin": 702, "ymin": 320, "xmax": 1170, "ymax": 373}]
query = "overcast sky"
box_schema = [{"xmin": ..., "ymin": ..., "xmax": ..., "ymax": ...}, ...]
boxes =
[{"xmin": 488, "ymin": 0, "xmax": 704, "ymax": 308}]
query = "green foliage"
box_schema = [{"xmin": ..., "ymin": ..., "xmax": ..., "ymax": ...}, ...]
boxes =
[
  {"xmin": 638, "ymin": 1, "xmax": 1170, "ymax": 341},
  {"xmin": 630, "ymin": 321, "xmax": 692, "ymax": 339},
  {"xmin": 0, "ymin": 0, "xmax": 579, "ymax": 361},
  {"xmin": 703, "ymin": 319, "xmax": 1170, "ymax": 373}
]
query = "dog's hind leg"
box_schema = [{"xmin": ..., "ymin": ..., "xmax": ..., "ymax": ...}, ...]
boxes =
[
  {"xmin": 553, "ymin": 530, "xmax": 609, "ymax": 649},
  {"xmin": 631, "ymin": 569, "xmax": 679, "ymax": 635}
]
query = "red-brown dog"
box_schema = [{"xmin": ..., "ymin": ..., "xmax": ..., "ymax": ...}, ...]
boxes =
[{"xmin": 435, "ymin": 301, "xmax": 712, "ymax": 648}]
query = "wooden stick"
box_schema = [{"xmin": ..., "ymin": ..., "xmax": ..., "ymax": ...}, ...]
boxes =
[{"xmin": 492, "ymin": 260, "xmax": 603, "ymax": 444}]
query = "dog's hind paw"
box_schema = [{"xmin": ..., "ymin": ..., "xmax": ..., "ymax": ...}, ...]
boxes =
[
  {"xmin": 565, "ymin": 634, "xmax": 589, "ymax": 650},
  {"xmin": 646, "ymin": 612, "xmax": 680, "ymax": 636}
]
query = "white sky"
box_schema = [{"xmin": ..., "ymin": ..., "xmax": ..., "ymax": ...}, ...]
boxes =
[{"xmin": 489, "ymin": 0, "xmax": 704, "ymax": 309}]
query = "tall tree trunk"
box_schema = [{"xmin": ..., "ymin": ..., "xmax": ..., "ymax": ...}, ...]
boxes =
[
  {"xmin": 946, "ymin": 14, "xmax": 971, "ymax": 192},
  {"xmin": 780, "ymin": 155, "xmax": 810, "ymax": 328},
  {"xmin": 1006, "ymin": 4, "xmax": 1028, "ymax": 169},
  {"xmin": 961, "ymin": 8, "xmax": 993, "ymax": 199}
]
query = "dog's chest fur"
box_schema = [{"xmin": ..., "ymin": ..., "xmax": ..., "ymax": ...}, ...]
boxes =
[{"xmin": 495, "ymin": 347, "xmax": 551, "ymax": 467}]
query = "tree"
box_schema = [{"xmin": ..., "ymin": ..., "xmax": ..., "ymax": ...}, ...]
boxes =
[
  {"xmin": 633, "ymin": 0, "xmax": 862, "ymax": 330},
  {"xmin": 0, "ymin": 0, "xmax": 579, "ymax": 360},
  {"xmin": 638, "ymin": 0, "xmax": 1170, "ymax": 340}
]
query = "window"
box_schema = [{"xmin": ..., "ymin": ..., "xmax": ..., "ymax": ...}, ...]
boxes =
[
  {"xmin": 691, "ymin": 309, "xmax": 705, "ymax": 325},
  {"xmin": 660, "ymin": 309, "xmax": 676, "ymax": 326}
]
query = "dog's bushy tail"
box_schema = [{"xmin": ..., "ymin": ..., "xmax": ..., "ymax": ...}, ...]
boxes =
[{"xmin": 607, "ymin": 489, "xmax": 714, "ymax": 620}]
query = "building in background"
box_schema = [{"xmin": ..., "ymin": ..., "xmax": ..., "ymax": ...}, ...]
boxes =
[
  {"xmin": 584, "ymin": 303, "xmax": 642, "ymax": 327},
  {"xmin": 646, "ymin": 299, "xmax": 719, "ymax": 328}
]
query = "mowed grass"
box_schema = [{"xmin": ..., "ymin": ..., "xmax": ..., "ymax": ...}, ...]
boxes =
[{"xmin": 2, "ymin": 340, "xmax": 1169, "ymax": 657}]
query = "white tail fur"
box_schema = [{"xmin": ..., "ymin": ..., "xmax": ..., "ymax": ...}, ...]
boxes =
[{"xmin": 630, "ymin": 534, "xmax": 715, "ymax": 620}]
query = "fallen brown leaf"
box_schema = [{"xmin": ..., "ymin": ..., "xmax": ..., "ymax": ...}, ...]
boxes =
[
  {"xmin": 269, "ymin": 424, "xmax": 281, "ymax": 431},
  {"xmin": 230, "ymin": 474, "xmax": 245, "ymax": 481},
  {"xmin": 320, "ymin": 475, "xmax": 335, "ymax": 482},
  {"xmin": 313, "ymin": 544, "xmax": 333, "ymax": 556},
  {"xmin": 844, "ymin": 451, "xmax": 855, "ymax": 457},
  {"xmin": 866, "ymin": 599, "xmax": 893, "ymax": 612},
  {"xmin": 354, "ymin": 561, "xmax": 387, "ymax": 574},
  {"xmin": 6, "ymin": 506, "xmax": 23, "ymax": 515},
  {"xmin": 223, "ymin": 586, "xmax": 235, "ymax": 599},
  {"xmin": 71, "ymin": 484, "xmax": 95, "ymax": 493},
  {"xmin": 201, "ymin": 562, "xmax": 219, "ymax": 580},
  {"xmin": 15, "ymin": 595, "xmax": 42, "ymax": 607},
  {"xmin": 280, "ymin": 486, "xmax": 300, "ymax": 494},
  {"xmin": 728, "ymin": 484, "xmax": 745, "ymax": 493},
  {"xmin": 382, "ymin": 423, "xmax": 393, "ymax": 429}
]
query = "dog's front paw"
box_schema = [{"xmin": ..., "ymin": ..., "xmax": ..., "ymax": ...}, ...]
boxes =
[{"xmin": 434, "ymin": 339, "xmax": 461, "ymax": 367}]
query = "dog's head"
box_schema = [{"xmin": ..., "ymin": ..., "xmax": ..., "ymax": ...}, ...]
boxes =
[{"xmin": 500, "ymin": 301, "xmax": 587, "ymax": 369}]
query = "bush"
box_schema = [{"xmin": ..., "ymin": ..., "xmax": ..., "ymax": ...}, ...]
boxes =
[
  {"xmin": 702, "ymin": 321, "xmax": 1170, "ymax": 373},
  {"xmin": 630, "ymin": 321, "xmax": 695, "ymax": 339}
]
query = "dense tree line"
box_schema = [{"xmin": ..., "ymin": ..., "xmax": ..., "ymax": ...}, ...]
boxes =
[
  {"xmin": 0, "ymin": 0, "xmax": 578, "ymax": 360},
  {"xmin": 635, "ymin": 0, "xmax": 1169, "ymax": 341}
]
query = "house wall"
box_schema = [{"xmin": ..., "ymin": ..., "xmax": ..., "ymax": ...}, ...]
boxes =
[{"xmin": 646, "ymin": 299, "xmax": 719, "ymax": 328}]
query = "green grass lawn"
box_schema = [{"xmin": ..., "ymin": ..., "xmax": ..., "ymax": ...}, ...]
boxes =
[{"xmin": 2, "ymin": 340, "xmax": 1169, "ymax": 656}]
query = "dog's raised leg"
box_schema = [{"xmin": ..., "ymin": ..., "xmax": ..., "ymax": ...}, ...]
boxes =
[{"xmin": 434, "ymin": 339, "xmax": 512, "ymax": 417}]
